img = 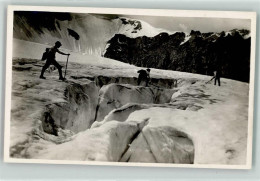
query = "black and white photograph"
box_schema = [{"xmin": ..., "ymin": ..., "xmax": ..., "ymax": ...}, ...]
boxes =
[{"xmin": 4, "ymin": 6, "xmax": 256, "ymax": 169}]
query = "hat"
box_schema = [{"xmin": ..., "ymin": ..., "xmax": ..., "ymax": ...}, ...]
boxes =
[{"xmin": 55, "ymin": 41, "xmax": 62, "ymax": 46}]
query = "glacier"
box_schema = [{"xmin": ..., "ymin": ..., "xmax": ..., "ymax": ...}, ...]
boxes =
[{"xmin": 9, "ymin": 39, "xmax": 249, "ymax": 165}]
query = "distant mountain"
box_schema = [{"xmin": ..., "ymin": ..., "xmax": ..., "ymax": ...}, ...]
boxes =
[
  {"xmin": 104, "ymin": 29, "xmax": 251, "ymax": 82},
  {"xmin": 116, "ymin": 17, "xmax": 174, "ymax": 38}
]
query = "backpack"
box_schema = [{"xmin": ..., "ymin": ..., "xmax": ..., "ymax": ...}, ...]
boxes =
[{"xmin": 41, "ymin": 48, "xmax": 50, "ymax": 61}]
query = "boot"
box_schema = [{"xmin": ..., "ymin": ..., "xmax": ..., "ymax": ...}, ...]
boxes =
[
  {"xmin": 58, "ymin": 68, "xmax": 65, "ymax": 81},
  {"xmin": 40, "ymin": 76, "xmax": 46, "ymax": 79},
  {"xmin": 40, "ymin": 67, "xmax": 47, "ymax": 79}
]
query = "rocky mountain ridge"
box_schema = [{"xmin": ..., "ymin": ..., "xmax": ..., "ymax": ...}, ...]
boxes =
[{"xmin": 104, "ymin": 29, "xmax": 251, "ymax": 82}]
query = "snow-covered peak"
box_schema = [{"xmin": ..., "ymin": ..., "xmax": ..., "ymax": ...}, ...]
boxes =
[
  {"xmin": 180, "ymin": 34, "xmax": 191, "ymax": 45},
  {"xmin": 115, "ymin": 17, "xmax": 173, "ymax": 38},
  {"xmin": 179, "ymin": 29, "xmax": 251, "ymax": 46},
  {"xmin": 224, "ymin": 29, "xmax": 251, "ymax": 39}
]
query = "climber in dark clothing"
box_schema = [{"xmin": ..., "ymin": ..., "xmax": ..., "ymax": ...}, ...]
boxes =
[
  {"xmin": 214, "ymin": 70, "xmax": 221, "ymax": 86},
  {"xmin": 40, "ymin": 41, "xmax": 70, "ymax": 80},
  {"xmin": 207, "ymin": 70, "xmax": 221, "ymax": 86},
  {"xmin": 137, "ymin": 68, "xmax": 151, "ymax": 86}
]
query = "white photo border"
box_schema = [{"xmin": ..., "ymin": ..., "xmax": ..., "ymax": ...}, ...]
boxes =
[{"xmin": 4, "ymin": 5, "xmax": 257, "ymax": 169}]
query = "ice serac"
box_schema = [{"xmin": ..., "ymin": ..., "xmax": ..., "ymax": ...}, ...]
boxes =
[
  {"xmin": 42, "ymin": 81, "xmax": 99, "ymax": 135},
  {"xmin": 92, "ymin": 103, "xmax": 150, "ymax": 128},
  {"xmin": 120, "ymin": 126, "xmax": 194, "ymax": 163},
  {"xmin": 37, "ymin": 119, "xmax": 149, "ymax": 161},
  {"xmin": 95, "ymin": 83, "xmax": 176, "ymax": 122}
]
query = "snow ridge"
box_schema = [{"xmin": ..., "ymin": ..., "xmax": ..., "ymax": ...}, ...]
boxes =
[{"xmin": 116, "ymin": 17, "xmax": 174, "ymax": 38}]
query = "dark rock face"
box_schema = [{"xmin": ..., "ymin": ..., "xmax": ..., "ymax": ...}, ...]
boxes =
[
  {"xmin": 67, "ymin": 28, "xmax": 80, "ymax": 40},
  {"xmin": 13, "ymin": 11, "xmax": 79, "ymax": 41},
  {"xmin": 104, "ymin": 30, "xmax": 251, "ymax": 82}
]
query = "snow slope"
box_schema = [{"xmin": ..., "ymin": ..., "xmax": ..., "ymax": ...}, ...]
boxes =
[{"xmin": 13, "ymin": 38, "xmax": 134, "ymax": 68}]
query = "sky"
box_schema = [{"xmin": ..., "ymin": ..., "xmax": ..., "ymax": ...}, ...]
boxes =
[{"xmin": 122, "ymin": 15, "xmax": 251, "ymax": 33}]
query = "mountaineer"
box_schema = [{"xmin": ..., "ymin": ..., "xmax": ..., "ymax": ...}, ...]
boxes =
[
  {"xmin": 137, "ymin": 68, "xmax": 151, "ymax": 87},
  {"xmin": 40, "ymin": 41, "xmax": 70, "ymax": 80},
  {"xmin": 206, "ymin": 70, "xmax": 221, "ymax": 86}
]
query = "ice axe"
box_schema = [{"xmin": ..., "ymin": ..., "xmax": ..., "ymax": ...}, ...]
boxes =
[
  {"xmin": 64, "ymin": 54, "xmax": 70, "ymax": 80},
  {"xmin": 205, "ymin": 77, "xmax": 215, "ymax": 84}
]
